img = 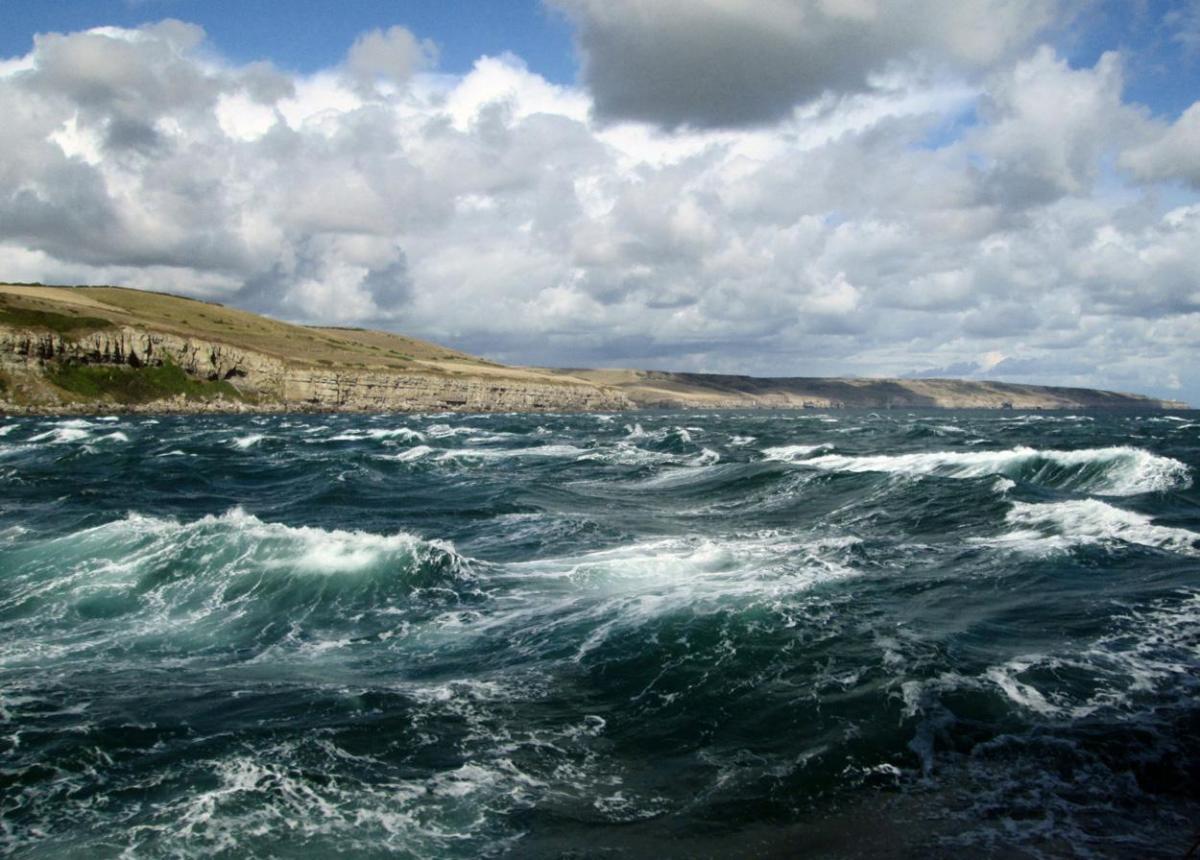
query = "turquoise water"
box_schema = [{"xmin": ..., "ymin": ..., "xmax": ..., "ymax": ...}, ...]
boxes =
[{"xmin": 1, "ymin": 410, "xmax": 1198, "ymax": 857}]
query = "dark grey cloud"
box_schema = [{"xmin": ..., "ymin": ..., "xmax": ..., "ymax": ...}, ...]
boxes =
[
  {"xmin": 362, "ymin": 257, "xmax": 413, "ymax": 306},
  {"xmin": 550, "ymin": 0, "xmax": 1061, "ymax": 128}
]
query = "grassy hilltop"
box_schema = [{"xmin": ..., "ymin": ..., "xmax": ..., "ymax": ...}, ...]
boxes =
[{"xmin": 0, "ymin": 283, "xmax": 484, "ymax": 369}]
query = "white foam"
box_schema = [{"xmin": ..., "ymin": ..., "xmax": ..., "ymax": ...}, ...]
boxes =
[
  {"xmin": 110, "ymin": 507, "xmax": 453, "ymax": 574},
  {"xmin": 0, "ymin": 524, "xmax": 29, "ymax": 543},
  {"xmin": 231, "ymin": 434, "xmax": 265, "ymax": 449},
  {"xmin": 625, "ymin": 461, "xmax": 731, "ymax": 490},
  {"xmin": 381, "ymin": 445, "xmax": 435, "ymax": 462},
  {"xmin": 435, "ymin": 444, "xmax": 587, "ymax": 461},
  {"xmin": 621, "ymin": 424, "xmax": 694, "ymax": 445},
  {"xmin": 494, "ymin": 531, "xmax": 861, "ymax": 655},
  {"xmin": 760, "ymin": 443, "xmax": 832, "ymax": 461},
  {"xmin": 424, "ymin": 423, "xmax": 485, "ymax": 439},
  {"xmin": 327, "ymin": 428, "xmax": 425, "ymax": 443},
  {"xmin": 575, "ymin": 443, "xmax": 674, "ymax": 466},
  {"xmin": 953, "ymin": 589, "xmax": 1200, "ymax": 722},
  {"xmin": 791, "ymin": 446, "xmax": 1189, "ymax": 495},
  {"xmin": 980, "ymin": 499, "xmax": 1200, "ymax": 556},
  {"xmin": 986, "ymin": 656, "xmax": 1063, "ymax": 716},
  {"xmin": 28, "ymin": 427, "xmax": 90, "ymax": 444}
]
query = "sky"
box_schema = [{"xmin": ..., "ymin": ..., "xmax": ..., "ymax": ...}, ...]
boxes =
[{"xmin": 1, "ymin": 1, "xmax": 1199, "ymax": 403}]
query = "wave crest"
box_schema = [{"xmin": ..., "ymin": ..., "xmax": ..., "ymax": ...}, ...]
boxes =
[
  {"xmin": 980, "ymin": 499, "xmax": 1200, "ymax": 556},
  {"xmin": 787, "ymin": 445, "xmax": 1189, "ymax": 495},
  {"xmin": 0, "ymin": 508, "xmax": 473, "ymax": 661}
]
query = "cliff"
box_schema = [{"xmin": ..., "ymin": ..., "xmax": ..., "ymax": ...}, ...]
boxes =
[
  {"xmin": 0, "ymin": 283, "xmax": 1188, "ymax": 414},
  {"xmin": 0, "ymin": 323, "xmax": 630, "ymax": 413}
]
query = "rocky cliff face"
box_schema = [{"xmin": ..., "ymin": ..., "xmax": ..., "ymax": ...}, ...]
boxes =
[
  {"xmin": 280, "ymin": 371, "xmax": 629, "ymax": 412},
  {"xmin": 0, "ymin": 325, "xmax": 632, "ymax": 412},
  {"xmin": 0, "ymin": 325, "xmax": 284, "ymax": 387}
]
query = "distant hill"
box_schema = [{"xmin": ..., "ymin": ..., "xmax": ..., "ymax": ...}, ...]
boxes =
[
  {"xmin": 0, "ymin": 283, "xmax": 1188, "ymax": 413},
  {"xmin": 561, "ymin": 369, "xmax": 1190, "ymax": 411}
]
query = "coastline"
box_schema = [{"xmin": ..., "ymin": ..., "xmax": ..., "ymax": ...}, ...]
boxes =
[{"xmin": 1, "ymin": 284, "xmax": 1189, "ymax": 416}]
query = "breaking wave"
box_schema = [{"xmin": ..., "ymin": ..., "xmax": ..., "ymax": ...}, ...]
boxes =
[
  {"xmin": 0, "ymin": 508, "xmax": 472, "ymax": 664},
  {"xmin": 980, "ymin": 498, "xmax": 1200, "ymax": 556},
  {"xmin": 790, "ymin": 445, "xmax": 1190, "ymax": 495}
]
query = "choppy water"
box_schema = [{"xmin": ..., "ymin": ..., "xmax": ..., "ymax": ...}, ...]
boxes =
[{"xmin": 1, "ymin": 410, "xmax": 1198, "ymax": 858}]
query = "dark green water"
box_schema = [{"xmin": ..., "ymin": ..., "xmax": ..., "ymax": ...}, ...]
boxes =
[{"xmin": 1, "ymin": 410, "xmax": 1198, "ymax": 858}]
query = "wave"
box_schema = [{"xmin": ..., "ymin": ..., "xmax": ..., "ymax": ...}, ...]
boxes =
[
  {"xmin": 788, "ymin": 446, "xmax": 1189, "ymax": 495},
  {"xmin": 761, "ymin": 443, "xmax": 833, "ymax": 461},
  {"xmin": 575, "ymin": 442, "xmax": 675, "ymax": 466},
  {"xmin": 28, "ymin": 426, "xmax": 92, "ymax": 444},
  {"xmin": 907, "ymin": 589, "xmax": 1200, "ymax": 729},
  {"xmin": 23, "ymin": 423, "xmax": 129, "ymax": 448},
  {"xmin": 500, "ymin": 532, "xmax": 859, "ymax": 614},
  {"xmin": 979, "ymin": 499, "xmax": 1200, "ymax": 556},
  {"xmin": 436, "ymin": 444, "xmax": 588, "ymax": 461},
  {"xmin": 381, "ymin": 442, "xmax": 670, "ymax": 466},
  {"xmin": 457, "ymin": 531, "xmax": 867, "ymax": 679},
  {"xmin": 620, "ymin": 424, "xmax": 700, "ymax": 454},
  {"xmin": 0, "ymin": 508, "xmax": 472, "ymax": 662},
  {"xmin": 380, "ymin": 444, "xmax": 436, "ymax": 462},
  {"xmin": 326, "ymin": 427, "xmax": 425, "ymax": 443},
  {"xmin": 425, "ymin": 423, "xmax": 491, "ymax": 439}
]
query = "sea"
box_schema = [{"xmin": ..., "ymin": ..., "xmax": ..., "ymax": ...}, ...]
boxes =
[{"xmin": 1, "ymin": 409, "xmax": 1198, "ymax": 858}]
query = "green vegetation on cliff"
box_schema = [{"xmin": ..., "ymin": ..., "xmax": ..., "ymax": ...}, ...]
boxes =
[{"xmin": 48, "ymin": 362, "xmax": 245, "ymax": 405}]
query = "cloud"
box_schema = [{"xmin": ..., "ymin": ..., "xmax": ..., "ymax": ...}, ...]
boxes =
[
  {"xmin": 0, "ymin": 19, "xmax": 1197, "ymax": 403},
  {"xmin": 550, "ymin": 0, "xmax": 1062, "ymax": 128},
  {"xmin": 969, "ymin": 47, "xmax": 1145, "ymax": 206},
  {"xmin": 1121, "ymin": 102, "xmax": 1200, "ymax": 188},
  {"xmin": 346, "ymin": 25, "xmax": 437, "ymax": 89}
]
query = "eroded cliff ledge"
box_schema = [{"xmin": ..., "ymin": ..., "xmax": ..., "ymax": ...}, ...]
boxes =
[{"xmin": 0, "ymin": 325, "xmax": 632, "ymax": 413}]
